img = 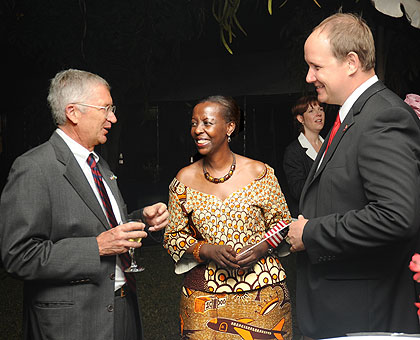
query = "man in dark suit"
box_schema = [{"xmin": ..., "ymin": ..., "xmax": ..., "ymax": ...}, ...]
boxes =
[
  {"xmin": 0, "ymin": 69, "xmax": 169, "ymax": 340},
  {"xmin": 287, "ymin": 13, "xmax": 420, "ymax": 338}
]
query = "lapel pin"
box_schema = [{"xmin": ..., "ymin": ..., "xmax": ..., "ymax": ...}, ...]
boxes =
[
  {"xmin": 343, "ymin": 124, "xmax": 348, "ymax": 132},
  {"xmin": 110, "ymin": 174, "xmax": 118, "ymax": 180}
]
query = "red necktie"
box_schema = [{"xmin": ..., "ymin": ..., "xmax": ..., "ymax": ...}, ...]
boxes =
[
  {"xmin": 87, "ymin": 154, "xmax": 136, "ymax": 292},
  {"xmin": 324, "ymin": 113, "xmax": 341, "ymax": 154}
]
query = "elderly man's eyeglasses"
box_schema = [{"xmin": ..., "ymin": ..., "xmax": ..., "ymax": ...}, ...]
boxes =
[{"xmin": 74, "ymin": 103, "xmax": 116, "ymax": 117}]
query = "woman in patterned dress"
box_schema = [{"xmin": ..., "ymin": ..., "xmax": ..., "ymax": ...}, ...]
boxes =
[{"xmin": 164, "ymin": 95, "xmax": 293, "ymax": 340}]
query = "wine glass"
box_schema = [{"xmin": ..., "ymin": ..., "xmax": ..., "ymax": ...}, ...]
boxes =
[{"xmin": 124, "ymin": 219, "xmax": 145, "ymax": 273}]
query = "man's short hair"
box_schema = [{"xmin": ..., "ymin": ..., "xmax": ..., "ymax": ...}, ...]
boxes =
[
  {"xmin": 47, "ymin": 69, "xmax": 110, "ymax": 126},
  {"xmin": 314, "ymin": 13, "xmax": 375, "ymax": 71}
]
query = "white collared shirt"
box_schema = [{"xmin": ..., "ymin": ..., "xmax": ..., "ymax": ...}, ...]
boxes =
[
  {"xmin": 56, "ymin": 128, "xmax": 125, "ymax": 290},
  {"xmin": 338, "ymin": 75, "xmax": 379, "ymax": 122},
  {"xmin": 298, "ymin": 132, "xmax": 324, "ymax": 161},
  {"xmin": 317, "ymin": 75, "xmax": 379, "ymax": 170}
]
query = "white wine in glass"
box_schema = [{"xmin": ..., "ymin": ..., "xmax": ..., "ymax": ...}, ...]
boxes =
[{"xmin": 124, "ymin": 220, "xmax": 145, "ymax": 273}]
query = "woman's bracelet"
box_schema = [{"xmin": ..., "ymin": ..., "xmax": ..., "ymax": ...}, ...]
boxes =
[{"xmin": 193, "ymin": 240, "xmax": 206, "ymax": 263}]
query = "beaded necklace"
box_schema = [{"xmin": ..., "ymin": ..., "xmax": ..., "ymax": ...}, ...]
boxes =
[{"xmin": 203, "ymin": 153, "xmax": 236, "ymax": 184}]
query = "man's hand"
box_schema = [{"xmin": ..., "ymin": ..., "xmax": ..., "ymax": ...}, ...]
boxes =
[
  {"xmin": 96, "ymin": 221, "xmax": 146, "ymax": 256},
  {"xmin": 142, "ymin": 202, "xmax": 169, "ymax": 232},
  {"xmin": 236, "ymin": 241, "xmax": 270, "ymax": 269},
  {"xmin": 288, "ymin": 214, "xmax": 308, "ymax": 252}
]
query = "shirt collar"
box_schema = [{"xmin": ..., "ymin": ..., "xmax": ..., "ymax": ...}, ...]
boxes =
[
  {"xmin": 339, "ymin": 75, "xmax": 378, "ymax": 122},
  {"xmin": 56, "ymin": 128, "xmax": 99, "ymax": 163},
  {"xmin": 298, "ymin": 132, "xmax": 324, "ymax": 161}
]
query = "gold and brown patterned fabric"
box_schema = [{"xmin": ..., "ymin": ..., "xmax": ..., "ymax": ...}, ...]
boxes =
[
  {"xmin": 164, "ymin": 165, "xmax": 292, "ymax": 293},
  {"xmin": 164, "ymin": 164, "xmax": 293, "ymax": 339},
  {"xmin": 179, "ymin": 282, "xmax": 292, "ymax": 340}
]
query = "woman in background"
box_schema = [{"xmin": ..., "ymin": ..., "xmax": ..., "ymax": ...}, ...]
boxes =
[
  {"xmin": 164, "ymin": 95, "xmax": 292, "ymax": 340},
  {"xmin": 283, "ymin": 95, "xmax": 325, "ymax": 216}
]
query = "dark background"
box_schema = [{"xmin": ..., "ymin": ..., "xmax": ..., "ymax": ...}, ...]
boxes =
[{"xmin": 1, "ymin": 0, "xmax": 420, "ymax": 339}]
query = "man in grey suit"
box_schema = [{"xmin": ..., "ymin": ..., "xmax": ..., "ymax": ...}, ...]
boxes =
[
  {"xmin": 0, "ymin": 69, "xmax": 169, "ymax": 340},
  {"xmin": 287, "ymin": 13, "xmax": 420, "ymax": 338}
]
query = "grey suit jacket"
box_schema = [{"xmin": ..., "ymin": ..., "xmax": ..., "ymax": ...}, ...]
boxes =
[
  {"xmin": 0, "ymin": 131, "xmax": 141, "ymax": 340},
  {"xmin": 297, "ymin": 81, "xmax": 420, "ymax": 338}
]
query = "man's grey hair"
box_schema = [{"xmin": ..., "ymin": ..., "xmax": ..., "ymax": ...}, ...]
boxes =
[{"xmin": 47, "ymin": 69, "xmax": 110, "ymax": 126}]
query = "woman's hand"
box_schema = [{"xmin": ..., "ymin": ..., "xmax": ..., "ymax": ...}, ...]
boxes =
[
  {"xmin": 236, "ymin": 241, "xmax": 270, "ymax": 269},
  {"xmin": 200, "ymin": 244, "xmax": 239, "ymax": 269}
]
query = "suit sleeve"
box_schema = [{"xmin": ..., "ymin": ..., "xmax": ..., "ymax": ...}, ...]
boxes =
[
  {"xmin": 0, "ymin": 156, "xmax": 101, "ymax": 282},
  {"xmin": 303, "ymin": 105, "xmax": 420, "ymax": 261}
]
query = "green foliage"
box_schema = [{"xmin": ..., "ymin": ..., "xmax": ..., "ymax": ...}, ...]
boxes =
[
  {"xmin": 212, "ymin": 0, "xmax": 246, "ymax": 54},
  {"xmin": 211, "ymin": 0, "xmax": 323, "ymax": 54}
]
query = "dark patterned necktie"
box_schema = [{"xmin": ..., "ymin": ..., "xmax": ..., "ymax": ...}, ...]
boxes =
[
  {"xmin": 87, "ymin": 154, "xmax": 136, "ymax": 292},
  {"xmin": 324, "ymin": 113, "xmax": 341, "ymax": 155}
]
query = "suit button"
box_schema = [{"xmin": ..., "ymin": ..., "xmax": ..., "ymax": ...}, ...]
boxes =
[
  {"xmin": 110, "ymin": 273, "xmax": 115, "ymax": 280},
  {"xmin": 107, "ymin": 304, "xmax": 114, "ymax": 312}
]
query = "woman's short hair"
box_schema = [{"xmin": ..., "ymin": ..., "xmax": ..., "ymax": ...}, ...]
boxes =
[
  {"xmin": 314, "ymin": 13, "xmax": 375, "ymax": 71},
  {"xmin": 197, "ymin": 95, "xmax": 241, "ymax": 135},
  {"xmin": 47, "ymin": 69, "xmax": 110, "ymax": 126},
  {"xmin": 292, "ymin": 95, "xmax": 321, "ymax": 133}
]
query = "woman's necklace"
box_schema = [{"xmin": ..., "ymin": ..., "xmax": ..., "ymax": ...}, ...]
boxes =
[{"xmin": 203, "ymin": 152, "xmax": 236, "ymax": 184}]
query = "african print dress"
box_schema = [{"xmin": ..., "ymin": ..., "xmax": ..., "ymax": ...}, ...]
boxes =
[{"xmin": 164, "ymin": 165, "xmax": 293, "ymax": 340}]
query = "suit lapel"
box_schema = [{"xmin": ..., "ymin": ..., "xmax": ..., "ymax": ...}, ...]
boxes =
[
  {"xmin": 99, "ymin": 161, "xmax": 126, "ymax": 221},
  {"xmin": 50, "ymin": 132, "xmax": 110, "ymax": 230},
  {"xmin": 313, "ymin": 112, "xmax": 355, "ymax": 179},
  {"xmin": 300, "ymin": 80, "xmax": 387, "ymax": 204},
  {"xmin": 300, "ymin": 140, "xmax": 325, "ymax": 204}
]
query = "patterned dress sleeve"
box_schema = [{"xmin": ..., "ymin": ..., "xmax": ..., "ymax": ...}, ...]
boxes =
[
  {"xmin": 259, "ymin": 166, "xmax": 292, "ymax": 247},
  {"xmin": 163, "ymin": 178, "xmax": 199, "ymax": 266}
]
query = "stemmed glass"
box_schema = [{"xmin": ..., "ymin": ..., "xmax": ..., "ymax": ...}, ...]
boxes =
[{"xmin": 124, "ymin": 219, "xmax": 145, "ymax": 273}]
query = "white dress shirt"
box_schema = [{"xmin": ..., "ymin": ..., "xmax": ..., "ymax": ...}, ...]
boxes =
[
  {"xmin": 317, "ymin": 75, "xmax": 379, "ymax": 169},
  {"xmin": 339, "ymin": 75, "xmax": 379, "ymax": 122},
  {"xmin": 56, "ymin": 128, "xmax": 126, "ymax": 290},
  {"xmin": 298, "ymin": 132, "xmax": 324, "ymax": 161}
]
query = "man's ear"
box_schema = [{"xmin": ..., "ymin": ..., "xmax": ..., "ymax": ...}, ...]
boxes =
[
  {"xmin": 65, "ymin": 104, "xmax": 79, "ymax": 124},
  {"xmin": 346, "ymin": 52, "xmax": 360, "ymax": 76}
]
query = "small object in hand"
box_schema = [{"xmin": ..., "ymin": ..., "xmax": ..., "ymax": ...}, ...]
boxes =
[
  {"xmin": 264, "ymin": 221, "xmax": 290, "ymax": 248},
  {"xmin": 240, "ymin": 221, "xmax": 290, "ymax": 257},
  {"xmin": 124, "ymin": 219, "xmax": 145, "ymax": 273},
  {"xmin": 128, "ymin": 237, "xmax": 142, "ymax": 243},
  {"xmin": 285, "ymin": 236, "xmax": 291, "ymax": 245}
]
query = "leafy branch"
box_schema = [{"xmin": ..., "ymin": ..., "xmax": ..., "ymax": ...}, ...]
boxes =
[
  {"xmin": 212, "ymin": 0, "xmax": 322, "ymax": 54},
  {"xmin": 212, "ymin": 0, "xmax": 246, "ymax": 54}
]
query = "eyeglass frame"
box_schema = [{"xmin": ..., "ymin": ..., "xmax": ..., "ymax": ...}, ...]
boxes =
[{"xmin": 73, "ymin": 103, "xmax": 116, "ymax": 117}]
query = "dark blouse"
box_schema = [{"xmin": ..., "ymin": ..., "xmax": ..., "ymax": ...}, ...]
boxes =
[{"xmin": 283, "ymin": 134, "xmax": 323, "ymax": 216}]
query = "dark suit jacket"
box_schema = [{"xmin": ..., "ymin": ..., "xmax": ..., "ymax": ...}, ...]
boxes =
[
  {"xmin": 0, "ymin": 131, "xmax": 142, "ymax": 340},
  {"xmin": 297, "ymin": 81, "xmax": 420, "ymax": 338},
  {"xmin": 283, "ymin": 138, "xmax": 315, "ymax": 217}
]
